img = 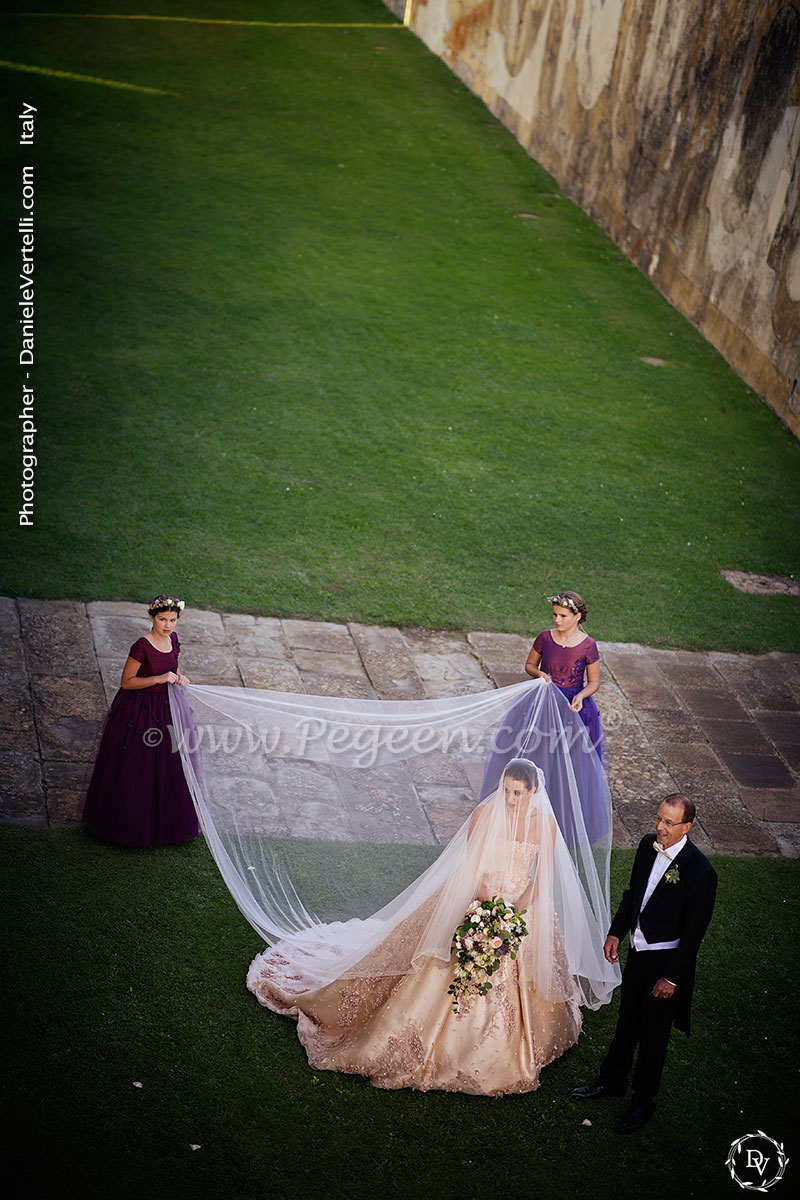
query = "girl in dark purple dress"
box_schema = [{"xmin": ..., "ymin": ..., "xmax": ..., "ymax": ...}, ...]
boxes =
[
  {"xmin": 81, "ymin": 594, "xmax": 199, "ymax": 847},
  {"xmin": 525, "ymin": 591, "xmax": 605, "ymax": 766}
]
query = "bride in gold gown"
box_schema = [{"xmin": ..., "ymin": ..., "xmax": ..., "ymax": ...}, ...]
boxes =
[{"xmin": 246, "ymin": 759, "xmax": 616, "ymax": 1095}]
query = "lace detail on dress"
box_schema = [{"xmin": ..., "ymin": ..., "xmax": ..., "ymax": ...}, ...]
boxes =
[
  {"xmin": 479, "ymin": 838, "xmax": 538, "ymax": 902},
  {"xmin": 335, "ymin": 975, "xmax": 400, "ymax": 1030},
  {"xmin": 359, "ymin": 1028, "xmax": 428, "ymax": 1087}
]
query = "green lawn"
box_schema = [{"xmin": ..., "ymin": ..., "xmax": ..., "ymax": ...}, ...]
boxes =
[
  {"xmin": 1, "ymin": 0, "xmax": 798, "ymax": 651},
  {"xmin": 2, "ymin": 826, "xmax": 797, "ymax": 1200}
]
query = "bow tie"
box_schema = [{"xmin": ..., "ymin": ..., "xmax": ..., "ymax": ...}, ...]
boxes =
[{"xmin": 653, "ymin": 841, "xmax": 672, "ymax": 858}]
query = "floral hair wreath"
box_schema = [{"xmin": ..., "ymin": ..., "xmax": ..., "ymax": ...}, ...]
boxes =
[
  {"xmin": 546, "ymin": 593, "xmax": 579, "ymax": 614},
  {"xmin": 148, "ymin": 594, "xmax": 186, "ymax": 616}
]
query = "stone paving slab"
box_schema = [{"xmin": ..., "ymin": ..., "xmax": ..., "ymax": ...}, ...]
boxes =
[
  {"xmin": 594, "ymin": 677, "xmax": 638, "ymax": 728},
  {"xmin": 0, "ymin": 725, "xmax": 45, "ymax": 822},
  {"xmin": 740, "ymin": 787, "xmax": 800, "ymax": 822},
  {"xmin": 220, "ymin": 613, "xmax": 291, "ymax": 661},
  {"xmin": 18, "ymin": 599, "xmax": 98, "ymax": 679},
  {"xmin": 1, "ymin": 598, "xmax": 799, "ymax": 856},
  {"xmin": 0, "ymin": 597, "xmax": 21, "ymax": 632},
  {"xmin": 606, "ymin": 723, "xmax": 658, "ymax": 756},
  {"xmin": 0, "ymin": 679, "xmax": 36, "ymax": 732},
  {"xmin": 607, "ymin": 753, "xmax": 679, "ymax": 805},
  {"xmin": 281, "ymin": 619, "xmax": 354, "ymax": 654},
  {"xmin": 29, "ymin": 675, "xmax": 106, "ymax": 763},
  {"xmin": 292, "ymin": 647, "xmax": 368, "ymax": 678},
  {"xmin": 466, "ymin": 631, "xmax": 531, "ymax": 685},
  {"xmin": 600, "ymin": 646, "xmax": 680, "ymax": 709},
  {"xmin": 712, "ymin": 653, "xmax": 800, "ymax": 710},
  {"xmin": 0, "ymin": 634, "xmax": 27, "ymax": 684},
  {"xmin": 337, "ymin": 763, "xmax": 436, "ymax": 845},
  {"xmin": 715, "ymin": 750, "xmax": 795, "ymax": 789},
  {"xmin": 349, "ymin": 623, "xmax": 426, "ymax": 701},
  {"xmin": 238, "ymin": 660, "xmax": 304, "ymax": 692},
  {"xmin": 653, "ymin": 741, "xmax": 725, "ymax": 771},
  {"xmin": 417, "ymin": 784, "xmax": 477, "ymax": 843},
  {"xmin": 86, "ymin": 604, "xmax": 153, "ymax": 659},
  {"xmin": 677, "ymin": 687, "xmax": 752, "ymax": 722},
  {"xmin": 402, "ymin": 627, "xmax": 491, "ymax": 698},
  {"xmin": 696, "ymin": 717, "xmax": 774, "ymax": 753},
  {"xmin": 777, "ymin": 745, "xmax": 800, "ymax": 773},
  {"xmin": 670, "ymin": 770, "xmax": 739, "ymax": 802},
  {"xmin": 295, "ymin": 672, "xmax": 376, "ymax": 699}
]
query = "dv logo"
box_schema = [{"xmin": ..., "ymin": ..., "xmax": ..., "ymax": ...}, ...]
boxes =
[{"xmin": 726, "ymin": 1132, "xmax": 789, "ymax": 1192}]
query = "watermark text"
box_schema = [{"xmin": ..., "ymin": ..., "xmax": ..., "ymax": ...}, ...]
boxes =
[{"xmin": 17, "ymin": 105, "xmax": 37, "ymax": 526}]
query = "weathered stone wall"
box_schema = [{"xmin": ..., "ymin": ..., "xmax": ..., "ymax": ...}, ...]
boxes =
[{"xmin": 392, "ymin": 0, "xmax": 800, "ymax": 435}]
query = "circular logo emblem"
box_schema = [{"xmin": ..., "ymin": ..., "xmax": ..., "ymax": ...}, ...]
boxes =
[{"xmin": 726, "ymin": 1132, "xmax": 789, "ymax": 1192}]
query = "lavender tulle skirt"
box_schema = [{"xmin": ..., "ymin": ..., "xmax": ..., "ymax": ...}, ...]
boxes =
[
  {"xmin": 557, "ymin": 684, "xmax": 606, "ymax": 769},
  {"xmin": 480, "ymin": 683, "xmax": 608, "ymax": 845},
  {"xmin": 81, "ymin": 686, "xmax": 198, "ymax": 847}
]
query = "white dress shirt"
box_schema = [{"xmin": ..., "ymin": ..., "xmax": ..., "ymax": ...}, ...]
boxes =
[{"xmin": 631, "ymin": 834, "xmax": 687, "ymax": 953}]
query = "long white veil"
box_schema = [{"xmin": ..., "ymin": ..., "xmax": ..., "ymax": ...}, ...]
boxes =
[{"xmin": 170, "ymin": 678, "xmax": 620, "ymax": 1009}]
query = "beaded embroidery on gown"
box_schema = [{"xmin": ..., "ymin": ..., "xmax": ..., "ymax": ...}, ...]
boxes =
[{"xmin": 247, "ymin": 778, "xmax": 584, "ymax": 1095}]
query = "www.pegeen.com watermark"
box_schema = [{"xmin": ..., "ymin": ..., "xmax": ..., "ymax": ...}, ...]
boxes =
[
  {"xmin": 18, "ymin": 103, "xmax": 37, "ymax": 527},
  {"xmin": 138, "ymin": 718, "xmax": 599, "ymax": 769}
]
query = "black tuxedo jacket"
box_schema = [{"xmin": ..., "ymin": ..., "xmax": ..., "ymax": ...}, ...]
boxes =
[{"xmin": 609, "ymin": 835, "xmax": 717, "ymax": 1035}]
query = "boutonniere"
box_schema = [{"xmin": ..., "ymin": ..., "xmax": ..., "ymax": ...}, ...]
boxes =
[{"xmin": 664, "ymin": 865, "xmax": 680, "ymax": 885}]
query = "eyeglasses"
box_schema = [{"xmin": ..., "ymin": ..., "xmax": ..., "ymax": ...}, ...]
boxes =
[{"xmin": 656, "ymin": 815, "xmax": 686, "ymax": 828}]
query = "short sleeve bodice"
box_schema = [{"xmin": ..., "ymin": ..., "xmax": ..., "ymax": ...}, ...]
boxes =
[
  {"xmin": 128, "ymin": 632, "xmax": 180, "ymax": 693},
  {"xmin": 532, "ymin": 629, "xmax": 598, "ymax": 691}
]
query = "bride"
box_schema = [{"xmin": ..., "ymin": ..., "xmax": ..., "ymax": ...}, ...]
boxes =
[
  {"xmin": 249, "ymin": 758, "xmax": 616, "ymax": 1094},
  {"xmin": 172, "ymin": 678, "xmax": 620, "ymax": 1096}
]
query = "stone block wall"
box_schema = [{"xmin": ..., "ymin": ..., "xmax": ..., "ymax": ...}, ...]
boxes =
[{"xmin": 390, "ymin": 0, "xmax": 800, "ymax": 435}]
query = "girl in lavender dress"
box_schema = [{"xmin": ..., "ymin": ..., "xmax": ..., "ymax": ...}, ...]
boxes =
[
  {"xmin": 480, "ymin": 592, "xmax": 607, "ymax": 844},
  {"xmin": 81, "ymin": 594, "xmax": 199, "ymax": 847},
  {"xmin": 525, "ymin": 591, "xmax": 605, "ymax": 767}
]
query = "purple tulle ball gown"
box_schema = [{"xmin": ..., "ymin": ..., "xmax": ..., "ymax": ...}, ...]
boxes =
[
  {"xmin": 81, "ymin": 632, "xmax": 199, "ymax": 846},
  {"xmin": 480, "ymin": 629, "xmax": 607, "ymax": 843}
]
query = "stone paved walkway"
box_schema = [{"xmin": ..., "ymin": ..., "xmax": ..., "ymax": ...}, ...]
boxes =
[{"xmin": 2, "ymin": 598, "xmax": 799, "ymax": 856}]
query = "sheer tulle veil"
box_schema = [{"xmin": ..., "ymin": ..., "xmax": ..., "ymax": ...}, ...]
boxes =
[{"xmin": 170, "ymin": 677, "xmax": 620, "ymax": 1009}]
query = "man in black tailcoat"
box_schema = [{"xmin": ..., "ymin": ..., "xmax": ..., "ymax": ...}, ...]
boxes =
[{"xmin": 572, "ymin": 793, "xmax": 717, "ymax": 1133}]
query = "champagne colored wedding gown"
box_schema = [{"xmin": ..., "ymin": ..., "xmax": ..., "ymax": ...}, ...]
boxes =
[{"xmin": 247, "ymin": 789, "xmax": 582, "ymax": 1095}]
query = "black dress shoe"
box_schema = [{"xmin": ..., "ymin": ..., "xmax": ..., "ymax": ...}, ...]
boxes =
[
  {"xmin": 616, "ymin": 1107, "xmax": 650, "ymax": 1134},
  {"xmin": 571, "ymin": 1081, "xmax": 624, "ymax": 1100}
]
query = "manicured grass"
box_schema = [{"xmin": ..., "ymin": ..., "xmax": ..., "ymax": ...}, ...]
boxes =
[
  {"xmin": 3, "ymin": 826, "xmax": 797, "ymax": 1200},
  {"xmin": 1, "ymin": 0, "xmax": 798, "ymax": 651}
]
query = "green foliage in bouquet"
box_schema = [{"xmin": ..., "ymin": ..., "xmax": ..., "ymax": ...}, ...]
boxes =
[{"xmin": 448, "ymin": 896, "xmax": 528, "ymax": 1013}]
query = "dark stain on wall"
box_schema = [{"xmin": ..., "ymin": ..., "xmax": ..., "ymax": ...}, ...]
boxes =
[{"xmin": 737, "ymin": 4, "xmax": 800, "ymax": 208}]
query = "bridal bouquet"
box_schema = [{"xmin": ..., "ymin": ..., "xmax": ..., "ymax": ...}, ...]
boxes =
[{"xmin": 448, "ymin": 896, "xmax": 528, "ymax": 1014}]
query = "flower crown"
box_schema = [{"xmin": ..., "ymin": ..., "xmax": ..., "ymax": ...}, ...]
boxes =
[
  {"xmin": 148, "ymin": 594, "xmax": 185, "ymax": 616},
  {"xmin": 546, "ymin": 593, "xmax": 579, "ymax": 614}
]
